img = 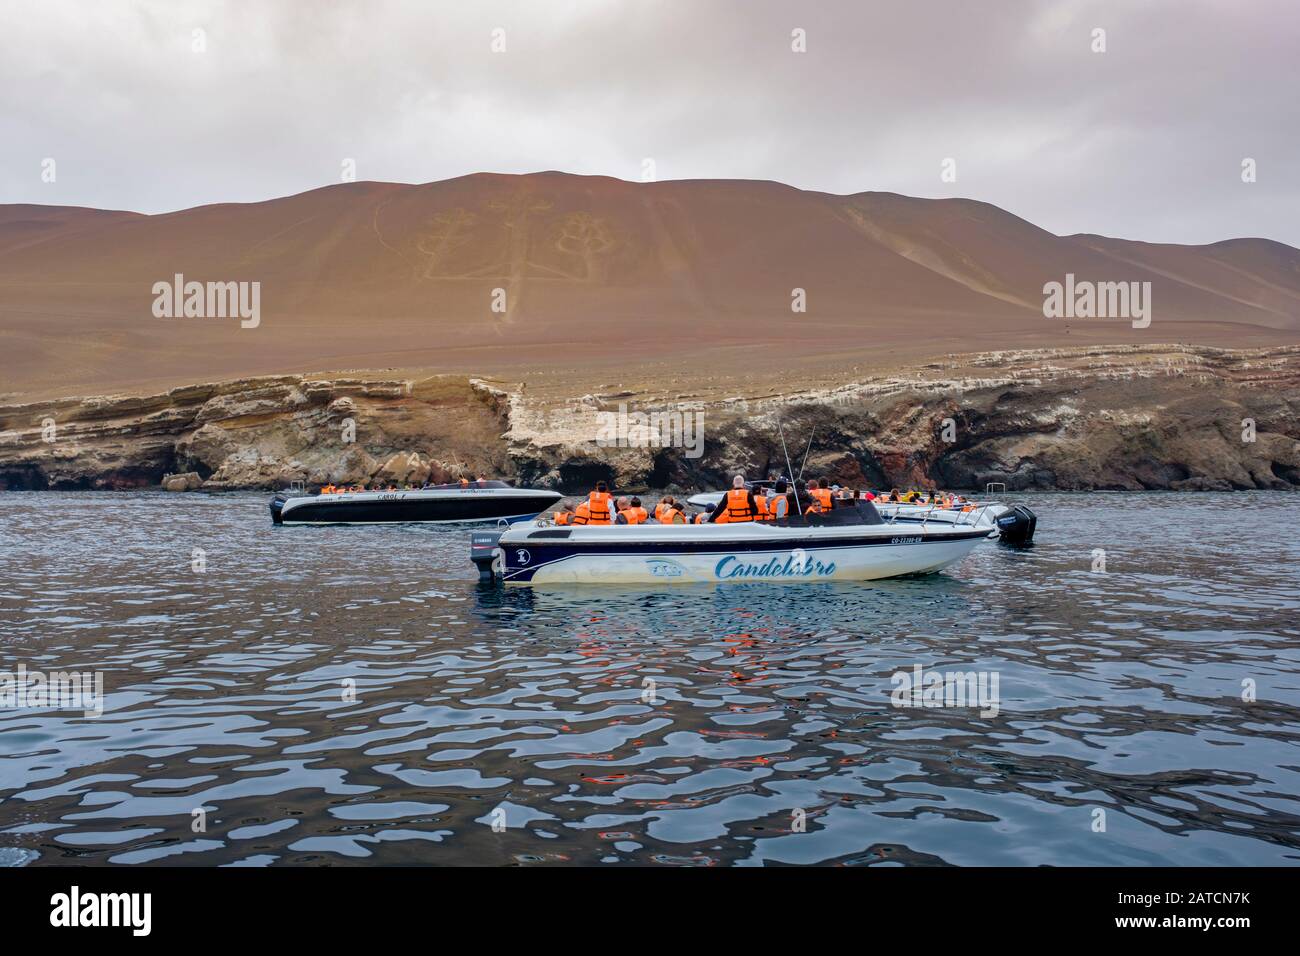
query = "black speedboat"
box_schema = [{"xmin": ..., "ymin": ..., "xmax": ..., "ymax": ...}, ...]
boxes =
[{"xmin": 270, "ymin": 481, "xmax": 561, "ymax": 525}]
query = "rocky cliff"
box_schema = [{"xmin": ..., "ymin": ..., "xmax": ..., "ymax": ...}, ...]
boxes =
[{"xmin": 2, "ymin": 345, "xmax": 1297, "ymax": 493}]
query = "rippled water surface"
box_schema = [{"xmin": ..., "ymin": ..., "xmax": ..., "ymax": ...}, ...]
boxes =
[{"xmin": 2, "ymin": 491, "xmax": 1298, "ymax": 867}]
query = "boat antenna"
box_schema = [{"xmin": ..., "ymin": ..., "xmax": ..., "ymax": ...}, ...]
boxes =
[
  {"xmin": 777, "ymin": 421, "xmax": 803, "ymax": 516},
  {"xmin": 797, "ymin": 427, "xmax": 816, "ymax": 481}
]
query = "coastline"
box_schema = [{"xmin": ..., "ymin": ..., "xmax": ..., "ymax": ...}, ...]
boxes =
[{"xmin": 3, "ymin": 343, "xmax": 1297, "ymax": 494}]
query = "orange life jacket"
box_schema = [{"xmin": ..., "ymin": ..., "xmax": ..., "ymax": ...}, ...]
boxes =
[
  {"xmin": 622, "ymin": 506, "xmax": 648, "ymax": 525},
  {"xmin": 693, "ymin": 513, "xmax": 706, "ymax": 524},
  {"xmin": 654, "ymin": 502, "xmax": 670, "ymax": 522},
  {"xmin": 753, "ymin": 492, "xmax": 770, "ymax": 521},
  {"xmin": 571, "ymin": 502, "xmax": 592, "ymax": 525},
  {"xmin": 554, "ymin": 511, "xmax": 572, "ymax": 525},
  {"xmin": 585, "ymin": 491, "xmax": 613, "ymax": 525},
  {"xmin": 459, "ymin": 478, "xmax": 469, "ymax": 487},
  {"xmin": 808, "ymin": 487, "xmax": 834, "ymax": 512},
  {"xmin": 724, "ymin": 488, "xmax": 755, "ymax": 522},
  {"xmin": 665, "ymin": 510, "xmax": 686, "ymax": 524}
]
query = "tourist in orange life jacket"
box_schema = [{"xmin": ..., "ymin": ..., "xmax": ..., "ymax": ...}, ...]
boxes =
[
  {"xmin": 653, "ymin": 496, "xmax": 675, "ymax": 522},
  {"xmin": 459, "ymin": 477, "xmax": 470, "ymax": 488},
  {"xmin": 806, "ymin": 476, "xmax": 826, "ymax": 509},
  {"xmin": 766, "ymin": 480, "xmax": 790, "ymax": 521},
  {"xmin": 553, "ymin": 500, "xmax": 576, "ymax": 525},
  {"xmin": 618, "ymin": 497, "xmax": 648, "ymax": 524},
  {"xmin": 752, "ymin": 484, "xmax": 772, "ymax": 521},
  {"xmin": 665, "ymin": 501, "xmax": 688, "ymax": 524},
  {"xmin": 712, "ymin": 474, "xmax": 758, "ymax": 523},
  {"xmin": 804, "ymin": 479, "xmax": 833, "ymax": 513},
  {"xmin": 584, "ymin": 481, "xmax": 614, "ymax": 525},
  {"xmin": 571, "ymin": 500, "xmax": 592, "ymax": 525}
]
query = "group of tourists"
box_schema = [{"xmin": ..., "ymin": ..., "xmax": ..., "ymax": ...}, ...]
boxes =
[
  {"xmin": 314, "ymin": 473, "xmax": 973, "ymax": 516},
  {"xmin": 317, "ymin": 476, "xmax": 490, "ymax": 495},
  {"xmin": 319, "ymin": 482, "xmax": 400, "ymax": 494},
  {"xmin": 553, "ymin": 482, "xmax": 656, "ymax": 525},
  {"xmin": 550, "ymin": 476, "xmax": 975, "ymax": 526}
]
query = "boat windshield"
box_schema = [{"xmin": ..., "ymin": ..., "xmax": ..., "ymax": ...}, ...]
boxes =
[{"xmin": 773, "ymin": 500, "xmax": 884, "ymax": 527}]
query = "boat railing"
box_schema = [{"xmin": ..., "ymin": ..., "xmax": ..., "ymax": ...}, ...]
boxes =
[
  {"xmin": 956, "ymin": 503, "xmax": 993, "ymax": 528},
  {"xmin": 985, "ymin": 482, "xmax": 1006, "ymax": 494}
]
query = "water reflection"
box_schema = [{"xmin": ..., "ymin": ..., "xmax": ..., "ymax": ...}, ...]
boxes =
[{"xmin": 1, "ymin": 491, "xmax": 1298, "ymax": 865}]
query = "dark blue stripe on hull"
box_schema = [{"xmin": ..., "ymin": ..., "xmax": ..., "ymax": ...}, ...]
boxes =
[{"xmin": 280, "ymin": 495, "xmax": 558, "ymax": 524}]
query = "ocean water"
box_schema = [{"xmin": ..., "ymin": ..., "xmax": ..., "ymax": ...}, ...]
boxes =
[{"xmin": 1, "ymin": 490, "xmax": 1298, "ymax": 867}]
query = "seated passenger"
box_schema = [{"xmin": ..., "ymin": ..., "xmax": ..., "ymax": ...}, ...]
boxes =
[
  {"xmin": 713, "ymin": 474, "xmax": 757, "ymax": 523},
  {"xmin": 584, "ymin": 481, "xmax": 614, "ymax": 525},
  {"xmin": 769, "ymin": 480, "xmax": 791, "ymax": 520},
  {"xmin": 620, "ymin": 497, "xmax": 648, "ymax": 524},
  {"xmin": 806, "ymin": 479, "xmax": 834, "ymax": 513}
]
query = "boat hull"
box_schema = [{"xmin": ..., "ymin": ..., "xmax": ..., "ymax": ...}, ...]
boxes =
[
  {"xmin": 272, "ymin": 488, "xmax": 561, "ymax": 525},
  {"xmin": 497, "ymin": 525, "xmax": 990, "ymax": 585}
]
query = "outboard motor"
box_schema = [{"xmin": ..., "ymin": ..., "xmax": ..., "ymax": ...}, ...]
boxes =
[
  {"xmin": 269, "ymin": 493, "xmax": 288, "ymax": 525},
  {"xmin": 470, "ymin": 529, "xmax": 505, "ymax": 582},
  {"xmin": 995, "ymin": 505, "xmax": 1037, "ymax": 546}
]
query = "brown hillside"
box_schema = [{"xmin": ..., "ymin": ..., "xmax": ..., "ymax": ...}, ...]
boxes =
[{"xmin": 1, "ymin": 172, "xmax": 1296, "ymax": 399}]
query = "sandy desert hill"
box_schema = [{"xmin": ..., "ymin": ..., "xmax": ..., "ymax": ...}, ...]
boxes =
[{"xmin": 1, "ymin": 172, "xmax": 1297, "ymax": 400}]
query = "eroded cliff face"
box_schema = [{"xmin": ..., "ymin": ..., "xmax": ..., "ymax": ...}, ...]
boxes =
[
  {"xmin": 2, "ymin": 345, "xmax": 1297, "ymax": 493},
  {"xmin": 0, "ymin": 375, "xmax": 513, "ymax": 490}
]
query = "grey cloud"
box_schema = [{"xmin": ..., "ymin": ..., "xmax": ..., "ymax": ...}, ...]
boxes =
[{"xmin": 1, "ymin": 0, "xmax": 1295, "ymax": 245}]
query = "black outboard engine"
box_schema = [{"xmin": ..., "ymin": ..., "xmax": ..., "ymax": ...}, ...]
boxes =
[
  {"xmin": 269, "ymin": 493, "xmax": 288, "ymax": 525},
  {"xmin": 995, "ymin": 505, "xmax": 1037, "ymax": 546},
  {"xmin": 470, "ymin": 530, "xmax": 505, "ymax": 582}
]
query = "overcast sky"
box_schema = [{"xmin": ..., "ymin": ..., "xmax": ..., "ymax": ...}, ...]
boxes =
[{"xmin": 2, "ymin": 0, "xmax": 1296, "ymax": 245}]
